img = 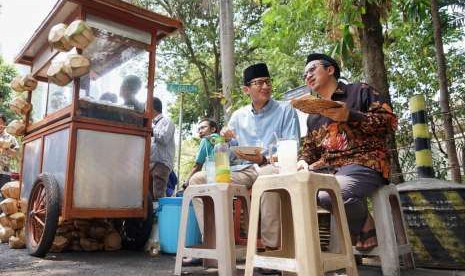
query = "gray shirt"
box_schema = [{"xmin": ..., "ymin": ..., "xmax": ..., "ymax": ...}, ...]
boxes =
[{"xmin": 150, "ymin": 114, "xmax": 175, "ymax": 171}]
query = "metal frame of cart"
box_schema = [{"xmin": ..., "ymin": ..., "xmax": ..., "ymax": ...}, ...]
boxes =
[{"xmin": 14, "ymin": 0, "xmax": 181, "ymax": 257}]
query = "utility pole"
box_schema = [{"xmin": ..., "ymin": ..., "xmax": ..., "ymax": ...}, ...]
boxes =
[{"xmin": 219, "ymin": 0, "xmax": 234, "ymax": 122}]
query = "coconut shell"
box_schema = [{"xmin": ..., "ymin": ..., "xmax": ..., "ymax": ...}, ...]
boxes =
[
  {"xmin": 0, "ymin": 213, "xmax": 12, "ymax": 228},
  {"xmin": 21, "ymin": 74, "xmax": 38, "ymax": 91},
  {"xmin": 9, "ymin": 212, "xmax": 25, "ymax": 230},
  {"xmin": 50, "ymin": 235, "xmax": 69, "ymax": 252},
  {"xmin": 9, "ymin": 235, "xmax": 25, "ymax": 249},
  {"xmin": 65, "ymin": 20, "xmax": 94, "ymax": 49},
  {"xmin": 0, "ymin": 198, "xmax": 18, "ymax": 215},
  {"xmin": 0, "ymin": 138, "xmax": 14, "ymax": 150},
  {"xmin": 104, "ymin": 231, "xmax": 121, "ymax": 251},
  {"xmin": 9, "ymin": 97, "xmax": 32, "ymax": 115},
  {"xmin": 47, "ymin": 62, "xmax": 72, "ymax": 86},
  {"xmin": 80, "ymin": 237, "xmax": 103, "ymax": 251},
  {"xmin": 0, "ymin": 181, "xmax": 20, "ymax": 199},
  {"xmin": 6, "ymin": 120, "xmax": 26, "ymax": 136},
  {"xmin": 10, "ymin": 76, "xmax": 26, "ymax": 92},
  {"xmin": 88, "ymin": 225, "xmax": 106, "ymax": 240},
  {"xmin": 16, "ymin": 228, "xmax": 25, "ymax": 242},
  {"xmin": 0, "ymin": 226, "xmax": 15, "ymax": 243},
  {"xmin": 63, "ymin": 54, "xmax": 90, "ymax": 78},
  {"xmin": 18, "ymin": 199, "xmax": 27, "ymax": 214},
  {"xmin": 48, "ymin": 23, "xmax": 73, "ymax": 52}
]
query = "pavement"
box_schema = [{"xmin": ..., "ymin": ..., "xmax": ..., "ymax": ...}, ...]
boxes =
[{"xmin": 0, "ymin": 244, "xmax": 464, "ymax": 275}]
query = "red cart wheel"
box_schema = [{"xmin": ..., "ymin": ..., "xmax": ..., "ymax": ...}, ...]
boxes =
[{"xmin": 26, "ymin": 173, "xmax": 60, "ymax": 257}]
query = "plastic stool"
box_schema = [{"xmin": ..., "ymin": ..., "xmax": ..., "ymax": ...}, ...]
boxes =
[
  {"xmin": 244, "ymin": 171, "xmax": 358, "ymax": 276},
  {"xmin": 174, "ymin": 184, "xmax": 250, "ymax": 276},
  {"xmin": 353, "ymin": 184, "xmax": 415, "ymax": 275}
]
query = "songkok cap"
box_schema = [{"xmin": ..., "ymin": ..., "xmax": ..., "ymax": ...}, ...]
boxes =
[
  {"xmin": 243, "ymin": 63, "xmax": 270, "ymax": 85},
  {"xmin": 306, "ymin": 53, "xmax": 340, "ymax": 79}
]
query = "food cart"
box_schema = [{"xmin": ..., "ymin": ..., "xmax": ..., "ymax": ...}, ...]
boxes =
[{"xmin": 12, "ymin": 0, "xmax": 181, "ymax": 257}]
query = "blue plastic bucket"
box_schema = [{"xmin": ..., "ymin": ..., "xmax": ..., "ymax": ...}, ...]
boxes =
[{"xmin": 158, "ymin": 197, "xmax": 201, "ymax": 254}]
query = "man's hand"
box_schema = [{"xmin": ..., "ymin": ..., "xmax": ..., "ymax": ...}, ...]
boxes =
[
  {"xmin": 297, "ymin": 160, "xmax": 309, "ymax": 171},
  {"xmin": 220, "ymin": 127, "xmax": 236, "ymax": 141},
  {"xmin": 320, "ymin": 102, "xmax": 349, "ymax": 122},
  {"xmin": 234, "ymin": 149, "xmax": 264, "ymax": 164}
]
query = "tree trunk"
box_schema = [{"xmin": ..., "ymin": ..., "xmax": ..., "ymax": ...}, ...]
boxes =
[
  {"xmin": 431, "ymin": 0, "xmax": 461, "ymax": 183},
  {"xmin": 219, "ymin": 0, "xmax": 235, "ymax": 123},
  {"xmin": 359, "ymin": 2, "xmax": 404, "ymax": 183}
]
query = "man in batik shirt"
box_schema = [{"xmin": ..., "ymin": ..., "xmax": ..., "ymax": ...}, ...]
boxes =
[{"xmin": 297, "ymin": 53, "xmax": 397, "ymax": 251}]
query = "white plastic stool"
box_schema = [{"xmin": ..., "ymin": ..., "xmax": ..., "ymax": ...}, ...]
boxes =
[
  {"xmin": 244, "ymin": 171, "xmax": 358, "ymax": 276},
  {"xmin": 353, "ymin": 184, "xmax": 415, "ymax": 276},
  {"xmin": 174, "ymin": 184, "xmax": 249, "ymax": 276}
]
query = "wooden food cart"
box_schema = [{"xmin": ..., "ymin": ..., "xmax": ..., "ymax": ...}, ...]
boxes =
[{"xmin": 13, "ymin": 0, "xmax": 181, "ymax": 257}]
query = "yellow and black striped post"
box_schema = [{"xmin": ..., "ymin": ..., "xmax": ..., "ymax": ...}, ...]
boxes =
[{"xmin": 409, "ymin": 95, "xmax": 434, "ymax": 178}]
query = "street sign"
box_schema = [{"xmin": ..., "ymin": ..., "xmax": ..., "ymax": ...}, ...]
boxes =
[{"xmin": 167, "ymin": 83, "xmax": 199, "ymax": 93}]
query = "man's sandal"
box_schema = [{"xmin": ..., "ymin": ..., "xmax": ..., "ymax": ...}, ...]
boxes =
[{"xmin": 355, "ymin": 228, "xmax": 377, "ymax": 252}]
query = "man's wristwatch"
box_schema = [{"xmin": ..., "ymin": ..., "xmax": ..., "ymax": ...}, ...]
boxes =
[{"xmin": 258, "ymin": 155, "xmax": 269, "ymax": 166}]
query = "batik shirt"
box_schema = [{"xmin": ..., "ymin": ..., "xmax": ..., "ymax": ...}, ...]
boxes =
[
  {"xmin": 299, "ymin": 82, "xmax": 397, "ymax": 179},
  {"xmin": 0, "ymin": 131, "xmax": 19, "ymax": 173}
]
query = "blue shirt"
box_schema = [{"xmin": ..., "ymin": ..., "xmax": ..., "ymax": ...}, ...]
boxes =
[
  {"xmin": 228, "ymin": 99, "xmax": 300, "ymax": 169},
  {"xmin": 195, "ymin": 133, "xmax": 219, "ymax": 165}
]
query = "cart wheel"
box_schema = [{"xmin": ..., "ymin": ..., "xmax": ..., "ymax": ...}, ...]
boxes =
[
  {"xmin": 25, "ymin": 173, "xmax": 60, "ymax": 257},
  {"xmin": 119, "ymin": 194, "xmax": 154, "ymax": 250}
]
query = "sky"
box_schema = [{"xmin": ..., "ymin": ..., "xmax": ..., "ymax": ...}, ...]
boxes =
[{"xmin": 0, "ymin": 0, "xmax": 57, "ymax": 68}]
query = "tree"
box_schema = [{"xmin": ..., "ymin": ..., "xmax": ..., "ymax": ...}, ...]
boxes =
[
  {"xmin": 398, "ymin": 0, "xmax": 465, "ymax": 182},
  {"xmin": 0, "ymin": 56, "xmax": 18, "ymax": 120}
]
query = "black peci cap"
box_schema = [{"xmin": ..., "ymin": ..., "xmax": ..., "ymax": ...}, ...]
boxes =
[
  {"xmin": 306, "ymin": 53, "xmax": 340, "ymax": 79},
  {"xmin": 243, "ymin": 63, "xmax": 270, "ymax": 85}
]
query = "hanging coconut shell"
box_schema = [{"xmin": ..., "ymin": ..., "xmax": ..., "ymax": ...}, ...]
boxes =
[
  {"xmin": 9, "ymin": 97, "xmax": 32, "ymax": 115},
  {"xmin": 9, "ymin": 235, "xmax": 25, "ymax": 249},
  {"xmin": 48, "ymin": 23, "xmax": 73, "ymax": 52},
  {"xmin": 65, "ymin": 20, "xmax": 94, "ymax": 49},
  {"xmin": 6, "ymin": 120, "xmax": 26, "ymax": 136},
  {"xmin": 16, "ymin": 228, "xmax": 25, "ymax": 242},
  {"xmin": 63, "ymin": 54, "xmax": 90, "ymax": 78},
  {"xmin": 0, "ymin": 137, "xmax": 13, "ymax": 150},
  {"xmin": 10, "ymin": 76, "xmax": 25, "ymax": 92},
  {"xmin": 47, "ymin": 62, "xmax": 72, "ymax": 86},
  {"xmin": 21, "ymin": 74, "xmax": 38, "ymax": 91}
]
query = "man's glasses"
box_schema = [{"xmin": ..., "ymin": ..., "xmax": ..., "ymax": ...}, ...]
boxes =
[
  {"xmin": 302, "ymin": 62, "xmax": 329, "ymax": 80},
  {"xmin": 248, "ymin": 78, "xmax": 272, "ymax": 87}
]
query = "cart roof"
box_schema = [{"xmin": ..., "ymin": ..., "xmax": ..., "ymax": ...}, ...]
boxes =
[{"xmin": 15, "ymin": 0, "xmax": 182, "ymax": 66}]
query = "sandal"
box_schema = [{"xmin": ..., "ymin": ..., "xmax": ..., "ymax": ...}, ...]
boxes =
[{"xmin": 355, "ymin": 228, "xmax": 377, "ymax": 252}]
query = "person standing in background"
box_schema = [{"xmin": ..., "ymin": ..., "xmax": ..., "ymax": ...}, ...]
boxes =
[
  {"xmin": 0, "ymin": 113, "xmax": 19, "ymax": 194},
  {"xmin": 150, "ymin": 97, "xmax": 176, "ymax": 201}
]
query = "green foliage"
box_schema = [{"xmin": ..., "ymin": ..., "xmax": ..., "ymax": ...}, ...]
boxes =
[{"xmin": 0, "ymin": 56, "xmax": 18, "ymax": 120}]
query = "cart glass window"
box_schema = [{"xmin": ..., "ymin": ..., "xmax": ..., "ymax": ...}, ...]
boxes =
[
  {"xmin": 77, "ymin": 20, "xmax": 149, "ymax": 117},
  {"xmin": 47, "ymin": 82, "xmax": 72, "ymax": 114},
  {"xmin": 30, "ymin": 81, "xmax": 48, "ymax": 123}
]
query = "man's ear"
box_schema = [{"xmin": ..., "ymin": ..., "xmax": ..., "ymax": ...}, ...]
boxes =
[
  {"xmin": 243, "ymin": 85, "xmax": 251, "ymax": 95},
  {"xmin": 327, "ymin": 65, "xmax": 335, "ymax": 77}
]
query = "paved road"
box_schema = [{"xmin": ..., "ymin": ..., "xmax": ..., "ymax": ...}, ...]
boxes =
[{"xmin": 1, "ymin": 244, "xmax": 464, "ymax": 275}]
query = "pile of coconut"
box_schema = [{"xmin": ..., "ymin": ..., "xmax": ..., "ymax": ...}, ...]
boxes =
[
  {"xmin": 50, "ymin": 218, "xmax": 122, "ymax": 252},
  {"xmin": 0, "ymin": 181, "xmax": 26, "ymax": 249}
]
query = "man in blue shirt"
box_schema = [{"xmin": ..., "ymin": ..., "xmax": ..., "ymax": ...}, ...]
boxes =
[
  {"xmin": 190, "ymin": 63, "xmax": 300, "ymax": 250},
  {"xmin": 184, "ymin": 118, "xmax": 220, "ymax": 188}
]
